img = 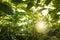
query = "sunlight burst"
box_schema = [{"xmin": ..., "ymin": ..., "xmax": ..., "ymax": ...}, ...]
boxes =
[
  {"xmin": 35, "ymin": 20, "xmax": 48, "ymax": 33},
  {"xmin": 38, "ymin": 22, "xmax": 45, "ymax": 29}
]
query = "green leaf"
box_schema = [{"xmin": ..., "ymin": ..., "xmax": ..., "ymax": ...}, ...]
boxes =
[
  {"xmin": 37, "ymin": 0, "xmax": 40, "ymax": 3},
  {"xmin": 44, "ymin": 0, "xmax": 52, "ymax": 5},
  {"xmin": 0, "ymin": 2, "xmax": 13, "ymax": 15},
  {"xmin": 53, "ymin": 0, "xmax": 60, "ymax": 4},
  {"xmin": 36, "ymin": 0, "xmax": 40, "ymax": 7},
  {"xmin": 27, "ymin": 0, "xmax": 34, "ymax": 2},
  {"xmin": 26, "ymin": 2, "xmax": 34, "ymax": 10},
  {"xmin": 53, "ymin": 0, "xmax": 60, "ymax": 10},
  {"xmin": 11, "ymin": 0, "xmax": 22, "ymax": 4},
  {"xmin": 49, "ymin": 9, "xmax": 59, "ymax": 21}
]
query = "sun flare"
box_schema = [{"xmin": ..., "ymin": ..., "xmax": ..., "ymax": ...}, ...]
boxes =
[
  {"xmin": 35, "ymin": 20, "xmax": 48, "ymax": 33},
  {"xmin": 38, "ymin": 22, "xmax": 45, "ymax": 29}
]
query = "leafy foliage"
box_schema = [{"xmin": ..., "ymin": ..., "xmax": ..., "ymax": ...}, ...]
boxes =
[{"xmin": 0, "ymin": 0, "xmax": 60, "ymax": 40}]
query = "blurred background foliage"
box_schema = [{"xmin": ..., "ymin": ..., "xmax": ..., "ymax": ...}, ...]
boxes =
[{"xmin": 0, "ymin": 0, "xmax": 60, "ymax": 40}]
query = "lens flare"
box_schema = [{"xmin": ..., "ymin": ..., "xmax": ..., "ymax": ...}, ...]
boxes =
[
  {"xmin": 38, "ymin": 22, "xmax": 45, "ymax": 29},
  {"xmin": 35, "ymin": 20, "xmax": 48, "ymax": 33}
]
